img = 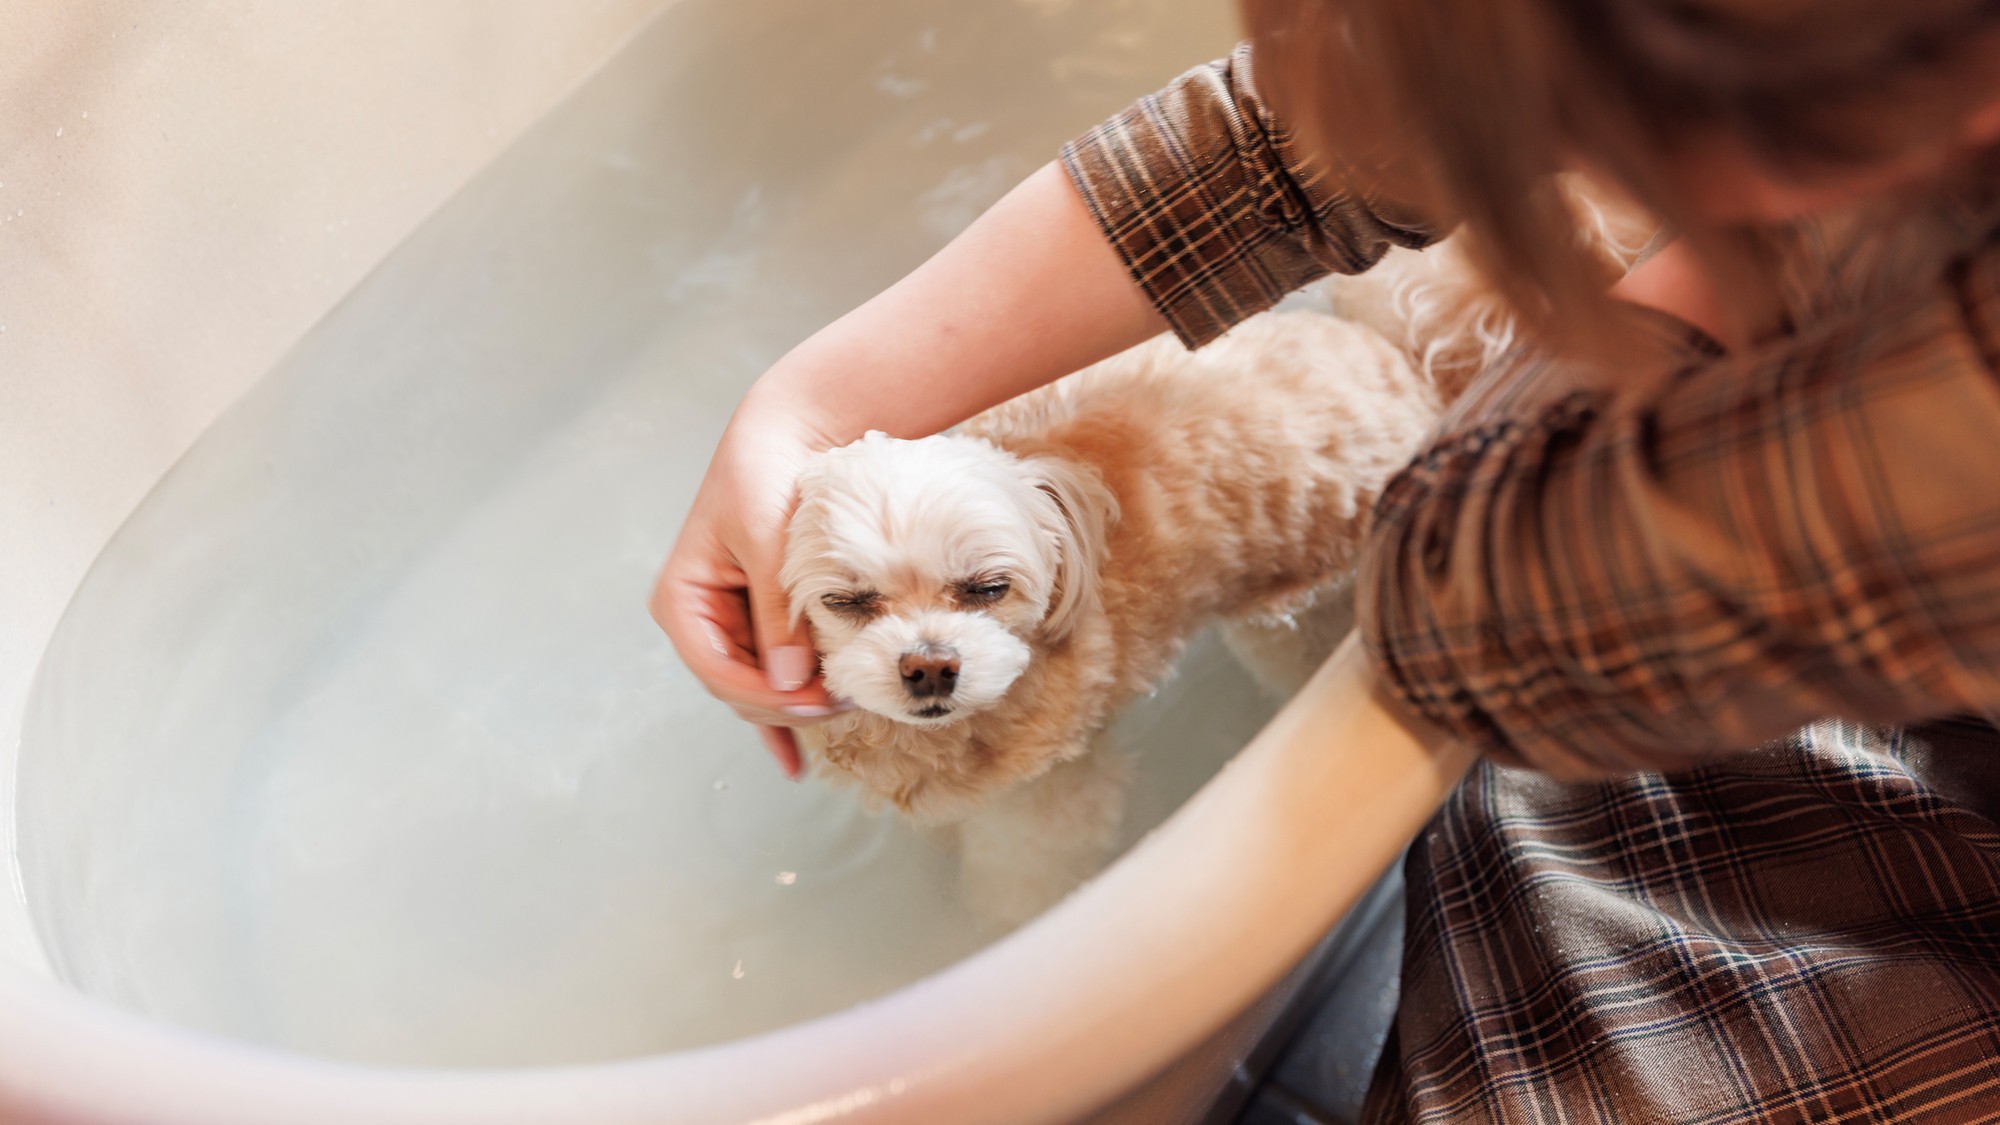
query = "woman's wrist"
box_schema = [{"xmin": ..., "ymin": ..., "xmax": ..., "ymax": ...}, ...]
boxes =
[
  {"xmin": 738, "ymin": 318, "xmax": 907, "ymax": 455},
  {"xmin": 742, "ymin": 161, "xmax": 1168, "ymax": 454}
]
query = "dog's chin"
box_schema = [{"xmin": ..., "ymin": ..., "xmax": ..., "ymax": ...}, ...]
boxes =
[{"xmin": 878, "ymin": 700, "xmax": 981, "ymax": 728}]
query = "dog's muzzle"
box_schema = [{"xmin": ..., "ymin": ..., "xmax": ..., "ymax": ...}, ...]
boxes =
[{"xmin": 816, "ymin": 609, "xmax": 1028, "ymax": 724}]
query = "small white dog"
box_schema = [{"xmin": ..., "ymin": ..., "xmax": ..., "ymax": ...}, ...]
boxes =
[{"xmin": 781, "ymin": 310, "xmax": 1443, "ymax": 920}]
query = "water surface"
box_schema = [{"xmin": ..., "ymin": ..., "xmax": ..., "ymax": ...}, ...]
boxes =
[{"xmin": 16, "ymin": 0, "xmax": 1248, "ymax": 1067}]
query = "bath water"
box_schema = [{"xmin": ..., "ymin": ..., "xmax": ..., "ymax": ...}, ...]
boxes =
[{"xmin": 14, "ymin": 0, "xmax": 1254, "ymax": 1067}]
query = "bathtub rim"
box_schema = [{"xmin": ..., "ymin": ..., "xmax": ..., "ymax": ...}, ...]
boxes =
[{"xmin": 0, "ymin": 637, "xmax": 1469, "ymax": 1125}]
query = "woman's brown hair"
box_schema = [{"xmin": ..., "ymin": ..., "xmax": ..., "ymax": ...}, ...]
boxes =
[{"xmin": 1242, "ymin": 0, "xmax": 2000, "ymax": 351}]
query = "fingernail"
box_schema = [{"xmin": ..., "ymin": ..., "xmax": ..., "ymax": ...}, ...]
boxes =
[
  {"xmin": 766, "ymin": 646, "xmax": 813, "ymax": 692},
  {"xmin": 785, "ymin": 700, "xmax": 858, "ymax": 719}
]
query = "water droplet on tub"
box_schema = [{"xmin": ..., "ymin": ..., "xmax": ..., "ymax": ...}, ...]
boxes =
[
  {"xmin": 711, "ymin": 778, "xmax": 728, "ymax": 792},
  {"xmin": 775, "ymin": 871, "xmax": 796, "ymax": 885},
  {"xmin": 730, "ymin": 959, "xmax": 745, "ymax": 980}
]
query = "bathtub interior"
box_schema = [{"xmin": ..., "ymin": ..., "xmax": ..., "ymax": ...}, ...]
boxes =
[{"xmin": 10, "ymin": 0, "xmax": 1258, "ymax": 1071}]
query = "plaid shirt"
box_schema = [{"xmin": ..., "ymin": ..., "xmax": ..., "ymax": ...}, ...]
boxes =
[{"xmin": 1064, "ymin": 46, "xmax": 2000, "ymax": 1122}]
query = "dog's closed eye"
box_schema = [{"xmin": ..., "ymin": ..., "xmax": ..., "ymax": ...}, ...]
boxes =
[
  {"xmin": 954, "ymin": 578, "xmax": 1011, "ymax": 608},
  {"xmin": 820, "ymin": 591, "xmax": 883, "ymax": 619}
]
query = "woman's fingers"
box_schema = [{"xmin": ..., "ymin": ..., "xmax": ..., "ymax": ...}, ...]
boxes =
[
  {"xmin": 749, "ymin": 564, "xmax": 818, "ymax": 694},
  {"xmin": 652, "ymin": 553, "xmax": 854, "ymax": 780},
  {"xmin": 757, "ymin": 724, "xmax": 804, "ymax": 780},
  {"xmin": 654, "ymin": 570, "xmax": 835, "ymax": 707},
  {"xmin": 648, "ymin": 405, "xmax": 847, "ymax": 777},
  {"xmin": 729, "ymin": 700, "xmax": 858, "ymax": 726}
]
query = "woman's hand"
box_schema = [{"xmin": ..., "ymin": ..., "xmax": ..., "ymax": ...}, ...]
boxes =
[
  {"xmin": 1609, "ymin": 236, "xmax": 1745, "ymax": 350},
  {"xmin": 650, "ymin": 386, "xmax": 852, "ymax": 778},
  {"xmin": 650, "ymin": 161, "xmax": 1168, "ymax": 775}
]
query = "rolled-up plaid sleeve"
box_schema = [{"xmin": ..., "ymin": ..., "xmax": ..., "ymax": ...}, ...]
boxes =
[
  {"xmin": 1060, "ymin": 43, "xmax": 1444, "ymax": 349},
  {"xmin": 1356, "ymin": 258, "xmax": 2000, "ymax": 777}
]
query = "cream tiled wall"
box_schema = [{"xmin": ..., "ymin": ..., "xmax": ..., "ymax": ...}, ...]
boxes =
[{"xmin": 0, "ymin": 0, "xmax": 671, "ymax": 966}]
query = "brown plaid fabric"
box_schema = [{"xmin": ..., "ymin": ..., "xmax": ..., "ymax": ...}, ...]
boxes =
[
  {"xmin": 1364, "ymin": 721, "xmax": 2000, "ymax": 1124},
  {"xmin": 1059, "ymin": 43, "xmax": 1440, "ymax": 349},
  {"xmin": 1064, "ymin": 50, "xmax": 2000, "ymax": 1123}
]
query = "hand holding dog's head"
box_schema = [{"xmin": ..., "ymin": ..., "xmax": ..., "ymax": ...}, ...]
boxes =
[{"xmin": 781, "ymin": 432, "xmax": 1113, "ymax": 728}]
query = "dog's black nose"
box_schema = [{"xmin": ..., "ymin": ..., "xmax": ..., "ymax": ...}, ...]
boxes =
[{"xmin": 899, "ymin": 644, "xmax": 960, "ymax": 699}]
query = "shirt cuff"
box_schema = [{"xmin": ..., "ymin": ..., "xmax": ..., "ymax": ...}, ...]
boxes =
[{"xmin": 1060, "ymin": 46, "xmax": 1437, "ymax": 348}]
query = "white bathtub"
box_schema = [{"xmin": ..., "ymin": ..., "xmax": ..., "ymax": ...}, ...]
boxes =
[{"xmin": 0, "ymin": 2, "xmax": 1471, "ymax": 1121}]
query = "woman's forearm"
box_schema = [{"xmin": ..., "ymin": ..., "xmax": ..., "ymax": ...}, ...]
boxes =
[{"xmin": 744, "ymin": 161, "xmax": 1169, "ymax": 443}]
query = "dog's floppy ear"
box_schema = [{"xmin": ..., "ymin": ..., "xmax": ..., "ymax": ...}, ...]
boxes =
[{"xmin": 1022, "ymin": 455, "xmax": 1117, "ymax": 640}]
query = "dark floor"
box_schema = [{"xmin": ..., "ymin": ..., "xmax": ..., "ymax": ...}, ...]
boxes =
[{"xmin": 1203, "ymin": 861, "xmax": 1406, "ymax": 1125}]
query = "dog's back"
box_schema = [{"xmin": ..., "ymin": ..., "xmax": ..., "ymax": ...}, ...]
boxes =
[{"xmin": 962, "ymin": 311, "xmax": 1439, "ymax": 693}]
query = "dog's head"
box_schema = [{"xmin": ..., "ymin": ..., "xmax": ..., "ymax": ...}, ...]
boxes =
[{"xmin": 781, "ymin": 431, "xmax": 1115, "ymax": 728}]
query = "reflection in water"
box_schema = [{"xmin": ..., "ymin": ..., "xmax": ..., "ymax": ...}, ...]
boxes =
[{"xmin": 16, "ymin": 0, "xmax": 1244, "ymax": 1068}]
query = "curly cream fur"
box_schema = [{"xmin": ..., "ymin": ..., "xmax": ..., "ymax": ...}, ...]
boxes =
[
  {"xmin": 1324, "ymin": 173, "xmax": 1656, "ymax": 398},
  {"xmin": 785, "ymin": 310, "xmax": 1441, "ymax": 918},
  {"xmin": 781, "ymin": 177, "xmax": 1653, "ymax": 921}
]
